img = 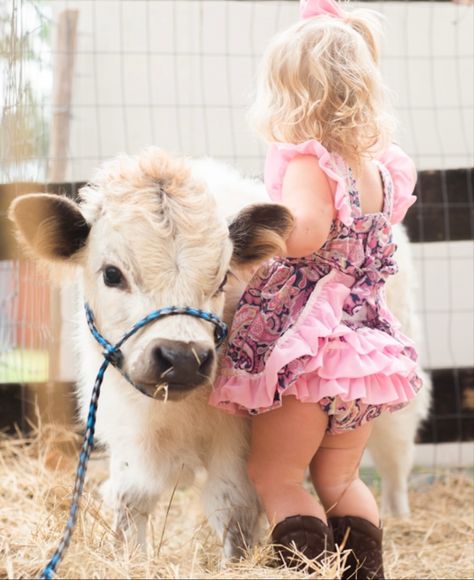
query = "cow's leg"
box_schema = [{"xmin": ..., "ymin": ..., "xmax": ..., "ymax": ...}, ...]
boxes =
[
  {"xmin": 367, "ymin": 372, "xmax": 431, "ymax": 517},
  {"xmin": 202, "ymin": 450, "xmax": 261, "ymax": 561},
  {"xmin": 367, "ymin": 405, "xmax": 418, "ymax": 517},
  {"xmin": 101, "ymin": 449, "xmax": 174, "ymax": 547},
  {"xmin": 113, "ymin": 492, "xmax": 159, "ymax": 547}
]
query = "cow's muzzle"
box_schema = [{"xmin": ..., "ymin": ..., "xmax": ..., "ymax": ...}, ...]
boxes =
[
  {"xmin": 130, "ymin": 338, "xmax": 215, "ymax": 399},
  {"xmin": 85, "ymin": 303, "xmax": 227, "ymax": 400}
]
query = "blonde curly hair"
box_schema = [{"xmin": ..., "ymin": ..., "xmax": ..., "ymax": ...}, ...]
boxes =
[{"xmin": 248, "ymin": 9, "xmax": 396, "ymax": 163}]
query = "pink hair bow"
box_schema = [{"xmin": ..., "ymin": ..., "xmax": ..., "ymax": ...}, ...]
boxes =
[{"xmin": 299, "ymin": 0, "xmax": 345, "ymax": 19}]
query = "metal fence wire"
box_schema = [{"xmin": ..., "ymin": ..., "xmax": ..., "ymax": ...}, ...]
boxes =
[{"xmin": 0, "ymin": 0, "xmax": 473, "ymax": 455}]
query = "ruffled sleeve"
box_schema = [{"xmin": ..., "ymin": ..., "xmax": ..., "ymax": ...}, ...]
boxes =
[
  {"xmin": 379, "ymin": 144, "xmax": 417, "ymax": 224},
  {"xmin": 264, "ymin": 139, "xmax": 354, "ymax": 226}
]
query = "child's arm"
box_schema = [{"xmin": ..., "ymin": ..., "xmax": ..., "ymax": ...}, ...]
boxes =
[{"xmin": 281, "ymin": 155, "xmax": 335, "ymax": 257}]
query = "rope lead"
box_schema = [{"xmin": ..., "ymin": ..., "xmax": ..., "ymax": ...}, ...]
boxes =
[{"xmin": 39, "ymin": 303, "xmax": 227, "ymax": 579}]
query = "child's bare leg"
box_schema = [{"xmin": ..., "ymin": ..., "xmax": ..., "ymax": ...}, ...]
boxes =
[
  {"xmin": 247, "ymin": 395, "xmax": 329, "ymax": 525},
  {"xmin": 309, "ymin": 422, "xmax": 379, "ymax": 525},
  {"xmin": 310, "ymin": 423, "xmax": 385, "ymax": 578}
]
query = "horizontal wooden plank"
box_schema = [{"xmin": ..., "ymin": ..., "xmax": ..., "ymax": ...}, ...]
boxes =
[
  {"xmin": 1, "ymin": 367, "xmax": 473, "ymax": 443},
  {"xmin": 0, "ymin": 382, "xmax": 77, "ymax": 433},
  {"xmin": 0, "ymin": 384, "xmax": 26, "ymax": 434},
  {"xmin": 0, "ymin": 182, "xmax": 86, "ymax": 260},
  {"xmin": 2, "ymin": 167, "xmax": 472, "ymax": 254},
  {"xmin": 405, "ymin": 167, "xmax": 474, "ymax": 243},
  {"xmin": 417, "ymin": 367, "xmax": 474, "ymax": 444}
]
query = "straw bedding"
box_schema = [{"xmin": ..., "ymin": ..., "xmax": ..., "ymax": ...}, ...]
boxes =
[{"xmin": 1, "ymin": 426, "xmax": 472, "ymax": 579}]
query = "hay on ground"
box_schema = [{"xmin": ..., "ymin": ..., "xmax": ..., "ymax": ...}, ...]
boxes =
[{"xmin": 0, "ymin": 425, "xmax": 472, "ymax": 579}]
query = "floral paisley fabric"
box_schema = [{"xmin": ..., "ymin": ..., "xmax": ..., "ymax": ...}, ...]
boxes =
[{"xmin": 210, "ymin": 141, "xmax": 422, "ymax": 434}]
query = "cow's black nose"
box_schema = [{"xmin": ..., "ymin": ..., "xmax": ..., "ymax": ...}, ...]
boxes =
[{"xmin": 150, "ymin": 339, "xmax": 214, "ymax": 386}]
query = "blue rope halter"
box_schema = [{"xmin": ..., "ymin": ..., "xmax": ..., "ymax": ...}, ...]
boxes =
[{"xmin": 40, "ymin": 303, "xmax": 228, "ymax": 580}]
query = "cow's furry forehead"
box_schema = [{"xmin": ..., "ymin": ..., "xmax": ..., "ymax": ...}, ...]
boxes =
[
  {"xmin": 79, "ymin": 148, "xmax": 231, "ymax": 293},
  {"xmin": 80, "ymin": 148, "xmax": 215, "ymax": 227}
]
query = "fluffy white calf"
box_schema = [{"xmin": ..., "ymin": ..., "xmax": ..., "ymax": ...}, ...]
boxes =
[{"xmin": 10, "ymin": 148, "xmax": 294, "ymax": 559}]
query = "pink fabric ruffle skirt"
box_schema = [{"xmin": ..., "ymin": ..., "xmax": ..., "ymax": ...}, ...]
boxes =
[{"xmin": 210, "ymin": 265, "xmax": 422, "ymax": 434}]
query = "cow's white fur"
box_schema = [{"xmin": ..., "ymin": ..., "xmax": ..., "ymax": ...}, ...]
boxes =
[
  {"xmin": 75, "ymin": 153, "xmax": 268, "ymax": 558},
  {"xmin": 11, "ymin": 150, "xmax": 264, "ymax": 559},
  {"xmin": 11, "ymin": 150, "xmax": 430, "ymax": 562},
  {"xmin": 370, "ymin": 225, "xmax": 432, "ymax": 516}
]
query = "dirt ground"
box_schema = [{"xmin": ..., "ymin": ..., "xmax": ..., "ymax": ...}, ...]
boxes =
[{"xmin": 0, "ymin": 427, "xmax": 473, "ymax": 580}]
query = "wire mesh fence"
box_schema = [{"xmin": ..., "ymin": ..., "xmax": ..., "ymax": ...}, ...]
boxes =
[{"xmin": 0, "ymin": 0, "xmax": 473, "ymax": 459}]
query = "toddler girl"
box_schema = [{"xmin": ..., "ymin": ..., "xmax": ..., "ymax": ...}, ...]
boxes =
[{"xmin": 211, "ymin": 1, "xmax": 422, "ymax": 578}]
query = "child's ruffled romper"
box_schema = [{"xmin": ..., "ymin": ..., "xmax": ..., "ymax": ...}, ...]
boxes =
[{"xmin": 210, "ymin": 140, "xmax": 423, "ymax": 434}]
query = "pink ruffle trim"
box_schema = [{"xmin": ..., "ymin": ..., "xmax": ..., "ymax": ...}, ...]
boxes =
[
  {"xmin": 264, "ymin": 140, "xmax": 418, "ymax": 226},
  {"xmin": 378, "ymin": 144, "xmax": 417, "ymax": 224},
  {"xmin": 265, "ymin": 140, "xmax": 354, "ymax": 227},
  {"xmin": 210, "ymin": 271, "xmax": 420, "ymax": 415}
]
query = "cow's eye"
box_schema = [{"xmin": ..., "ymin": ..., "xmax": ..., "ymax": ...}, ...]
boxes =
[
  {"xmin": 103, "ymin": 266, "xmax": 124, "ymax": 287},
  {"xmin": 216, "ymin": 273, "xmax": 228, "ymax": 294}
]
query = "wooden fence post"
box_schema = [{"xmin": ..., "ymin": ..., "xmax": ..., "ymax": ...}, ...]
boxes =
[{"xmin": 26, "ymin": 10, "xmax": 79, "ymax": 430}]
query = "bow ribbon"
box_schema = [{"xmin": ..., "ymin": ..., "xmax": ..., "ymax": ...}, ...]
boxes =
[{"xmin": 300, "ymin": 0, "xmax": 345, "ymax": 19}]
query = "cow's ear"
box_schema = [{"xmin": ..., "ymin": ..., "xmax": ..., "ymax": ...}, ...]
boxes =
[
  {"xmin": 229, "ymin": 203, "xmax": 294, "ymax": 265},
  {"xmin": 8, "ymin": 193, "xmax": 90, "ymax": 263}
]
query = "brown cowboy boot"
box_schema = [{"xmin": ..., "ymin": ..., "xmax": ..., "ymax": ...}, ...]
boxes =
[
  {"xmin": 271, "ymin": 514, "xmax": 334, "ymax": 569},
  {"xmin": 329, "ymin": 515, "xmax": 385, "ymax": 580}
]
